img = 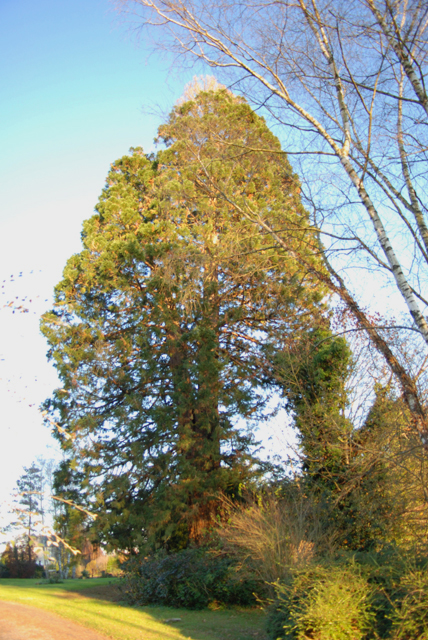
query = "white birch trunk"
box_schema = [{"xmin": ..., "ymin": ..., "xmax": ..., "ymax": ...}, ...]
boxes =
[
  {"xmin": 339, "ymin": 153, "xmax": 428, "ymax": 344},
  {"xmin": 366, "ymin": 0, "xmax": 428, "ymax": 116}
]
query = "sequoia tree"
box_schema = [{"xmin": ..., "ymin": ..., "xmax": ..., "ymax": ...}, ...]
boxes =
[{"xmin": 41, "ymin": 88, "xmax": 325, "ymax": 551}]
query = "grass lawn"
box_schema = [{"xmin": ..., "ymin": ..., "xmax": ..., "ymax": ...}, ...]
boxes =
[{"xmin": 0, "ymin": 577, "xmax": 267, "ymax": 640}]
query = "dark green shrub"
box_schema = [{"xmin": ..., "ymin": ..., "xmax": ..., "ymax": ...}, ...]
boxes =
[
  {"xmin": 0, "ymin": 562, "xmax": 10, "ymax": 578},
  {"xmin": 34, "ymin": 566, "xmax": 45, "ymax": 579},
  {"xmin": 1, "ymin": 542, "xmax": 44, "ymax": 578},
  {"xmin": 267, "ymin": 562, "xmax": 373, "ymax": 640},
  {"xmin": 121, "ymin": 548, "xmax": 263, "ymax": 609}
]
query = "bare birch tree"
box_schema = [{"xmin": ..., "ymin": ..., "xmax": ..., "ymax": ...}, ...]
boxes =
[{"xmin": 117, "ymin": 0, "xmax": 428, "ymax": 441}]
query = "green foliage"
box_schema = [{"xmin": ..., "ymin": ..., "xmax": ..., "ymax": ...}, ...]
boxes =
[
  {"xmin": 354, "ymin": 389, "xmax": 428, "ymax": 551},
  {"xmin": 121, "ymin": 548, "xmax": 262, "ymax": 609},
  {"xmin": 354, "ymin": 549, "xmax": 428, "ymax": 639},
  {"xmin": 43, "ymin": 575, "xmax": 64, "ymax": 584},
  {"xmin": 105, "ymin": 555, "xmax": 121, "ymax": 576},
  {"xmin": 16, "ymin": 464, "xmax": 43, "ymax": 519},
  {"xmin": 0, "ymin": 560, "xmax": 10, "ymax": 578},
  {"xmin": 389, "ymin": 567, "xmax": 428, "ymax": 639},
  {"xmin": 1, "ymin": 542, "xmax": 43, "ymax": 579},
  {"xmin": 272, "ymin": 328, "xmax": 377, "ymax": 549},
  {"xmin": 265, "ymin": 549, "xmax": 428, "ymax": 640},
  {"xmin": 274, "ymin": 327, "xmax": 352, "ymax": 486},
  {"xmin": 273, "ymin": 335, "xmax": 419, "ymax": 553},
  {"xmin": 14, "ymin": 464, "xmax": 44, "ymax": 563},
  {"xmin": 52, "ymin": 460, "xmax": 87, "ymax": 547},
  {"xmin": 41, "ymin": 88, "xmax": 325, "ymax": 552},
  {"xmin": 267, "ymin": 562, "xmax": 374, "ymax": 640},
  {"xmin": 316, "ymin": 387, "xmax": 427, "ymax": 554}
]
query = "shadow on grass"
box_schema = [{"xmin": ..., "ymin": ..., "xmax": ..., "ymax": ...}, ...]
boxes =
[
  {"xmin": 57, "ymin": 583, "xmax": 123, "ymax": 602},
  {"xmin": 70, "ymin": 593, "xmax": 267, "ymax": 640},
  {"xmin": 0, "ymin": 579, "xmax": 267, "ymax": 640}
]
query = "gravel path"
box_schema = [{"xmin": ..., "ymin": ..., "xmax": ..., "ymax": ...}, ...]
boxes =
[{"xmin": 0, "ymin": 601, "xmax": 111, "ymax": 640}]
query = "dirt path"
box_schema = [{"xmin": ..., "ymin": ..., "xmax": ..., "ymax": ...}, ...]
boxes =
[{"xmin": 0, "ymin": 601, "xmax": 111, "ymax": 640}]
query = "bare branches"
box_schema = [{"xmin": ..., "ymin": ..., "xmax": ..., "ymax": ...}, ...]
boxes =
[
  {"xmin": 119, "ymin": 0, "xmax": 428, "ymax": 339},
  {"xmin": 115, "ymin": 2, "xmax": 428, "ymax": 430},
  {"xmin": 366, "ymin": 0, "xmax": 428, "ymax": 114}
]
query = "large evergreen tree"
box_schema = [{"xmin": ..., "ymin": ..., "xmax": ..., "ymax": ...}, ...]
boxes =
[{"xmin": 41, "ymin": 88, "xmax": 324, "ymax": 551}]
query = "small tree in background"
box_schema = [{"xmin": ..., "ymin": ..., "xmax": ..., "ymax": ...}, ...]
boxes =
[
  {"xmin": 15, "ymin": 463, "xmax": 43, "ymax": 565},
  {"xmin": 1, "ymin": 540, "xmax": 42, "ymax": 579},
  {"xmin": 3, "ymin": 462, "xmax": 50, "ymax": 578}
]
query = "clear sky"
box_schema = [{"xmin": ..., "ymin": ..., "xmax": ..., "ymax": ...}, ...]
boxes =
[{"xmin": 0, "ymin": 0, "xmax": 294, "ymax": 539}]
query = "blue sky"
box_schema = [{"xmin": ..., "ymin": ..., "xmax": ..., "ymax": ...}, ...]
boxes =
[
  {"xmin": 0, "ymin": 0, "xmax": 193, "ymax": 520},
  {"xmin": 0, "ymin": 0, "xmax": 295, "ymax": 534}
]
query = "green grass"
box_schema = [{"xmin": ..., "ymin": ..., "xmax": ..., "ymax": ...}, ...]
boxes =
[{"xmin": 0, "ymin": 578, "xmax": 267, "ymax": 640}]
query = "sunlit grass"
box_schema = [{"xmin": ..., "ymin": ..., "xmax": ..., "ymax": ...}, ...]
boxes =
[{"xmin": 0, "ymin": 577, "xmax": 266, "ymax": 640}]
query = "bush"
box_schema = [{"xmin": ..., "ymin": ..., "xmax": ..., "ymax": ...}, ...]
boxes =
[
  {"xmin": 267, "ymin": 562, "xmax": 373, "ymax": 640},
  {"xmin": 389, "ymin": 567, "xmax": 428, "ymax": 639},
  {"xmin": 351, "ymin": 547, "xmax": 428, "ymax": 639},
  {"xmin": 121, "ymin": 548, "xmax": 263, "ymax": 609},
  {"xmin": 218, "ymin": 491, "xmax": 331, "ymax": 586},
  {"xmin": 106, "ymin": 554, "xmax": 122, "ymax": 576},
  {"xmin": 352, "ymin": 548, "xmax": 405, "ymax": 639},
  {"xmin": 1, "ymin": 542, "xmax": 44, "ymax": 579},
  {"xmin": 0, "ymin": 562, "xmax": 10, "ymax": 578},
  {"xmin": 34, "ymin": 566, "xmax": 45, "ymax": 579}
]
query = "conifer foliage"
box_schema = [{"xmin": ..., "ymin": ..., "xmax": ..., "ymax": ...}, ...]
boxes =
[
  {"xmin": 41, "ymin": 89, "xmax": 323, "ymax": 550},
  {"xmin": 15, "ymin": 464, "xmax": 43, "ymax": 564}
]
